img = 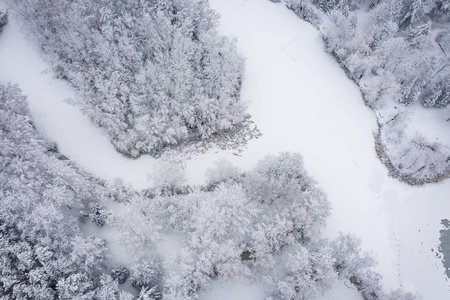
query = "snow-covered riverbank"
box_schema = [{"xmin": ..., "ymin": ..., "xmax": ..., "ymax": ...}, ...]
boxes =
[{"xmin": 1, "ymin": 0, "xmax": 449, "ymax": 298}]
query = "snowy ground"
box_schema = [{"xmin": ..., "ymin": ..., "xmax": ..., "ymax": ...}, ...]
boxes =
[{"xmin": 1, "ymin": 0, "xmax": 450, "ymax": 299}]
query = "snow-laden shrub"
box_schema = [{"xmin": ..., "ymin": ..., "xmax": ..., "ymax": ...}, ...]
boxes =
[
  {"xmin": 130, "ymin": 258, "xmax": 162, "ymax": 290},
  {"xmin": 375, "ymin": 113, "xmax": 450, "ymax": 185},
  {"xmin": 111, "ymin": 265, "xmax": 130, "ymax": 284},
  {"xmin": 89, "ymin": 202, "xmax": 110, "ymax": 226},
  {"xmin": 205, "ymin": 158, "xmax": 241, "ymax": 187}
]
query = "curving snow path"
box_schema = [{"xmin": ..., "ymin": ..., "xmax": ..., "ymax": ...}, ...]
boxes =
[{"xmin": 1, "ymin": 0, "xmax": 450, "ymax": 299}]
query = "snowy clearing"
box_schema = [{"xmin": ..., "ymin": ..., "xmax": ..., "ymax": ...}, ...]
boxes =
[{"xmin": 1, "ymin": 0, "xmax": 450, "ymax": 299}]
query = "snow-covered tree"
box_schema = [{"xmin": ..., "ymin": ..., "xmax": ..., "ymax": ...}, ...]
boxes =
[
  {"xmin": 205, "ymin": 158, "xmax": 242, "ymax": 187},
  {"xmin": 269, "ymin": 243, "xmax": 336, "ymax": 300},
  {"xmin": 110, "ymin": 202, "xmax": 161, "ymax": 259},
  {"xmin": 110, "ymin": 265, "xmax": 130, "ymax": 284},
  {"xmin": 244, "ymin": 153, "xmax": 330, "ymax": 241},
  {"xmin": 130, "ymin": 258, "xmax": 162, "ymax": 290},
  {"xmin": 150, "ymin": 161, "xmax": 187, "ymax": 196}
]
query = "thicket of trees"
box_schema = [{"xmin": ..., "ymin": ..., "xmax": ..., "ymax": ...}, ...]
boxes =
[
  {"xmin": 285, "ymin": 0, "xmax": 450, "ymax": 108},
  {"xmin": 112, "ymin": 153, "xmax": 416, "ymax": 300},
  {"xmin": 316, "ymin": 0, "xmax": 449, "ymax": 108},
  {"xmin": 8, "ymin": 0, "xmax": 259, "ymax": 157},
  {"xmin": 283, "ymin": 0, "xmax": 450, "ymax": 184},
  {"xmin": 0, "ymin": 83, "xmax": 139, "ymax": 299}
]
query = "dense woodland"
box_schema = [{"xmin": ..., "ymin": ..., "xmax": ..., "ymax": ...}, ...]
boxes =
[
  {"xmin": 0, "ymin": 83, "xmax": 127, "ymax": 299},
  {"xmin": 282, "ymin": 0, "xmax": 450, "ymax": 184},
  {"xmin": 8, "ymin": 0, "xmax": 259, "ymax": 157},
  {"xmin": 0, "ymin": 83, "xmax": 416, "ymax": 299}
]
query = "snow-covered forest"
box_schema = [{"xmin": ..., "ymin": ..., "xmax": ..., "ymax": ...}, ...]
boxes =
[
  {"xmin": 283, "ymin": 0, "xmax": 450, "ymax": 184},
  {"xmin": 1, "ymin": 0, "xmax": 450, "ymax": 299},
  {"xmin": 9, "ymin": 0, "xmax": 259, "ymax": 157},
  {"xmin": 1, "ymin": 83, "xmax": 119, "ymax": 298},
  {"xmin": 1, "ymin": 84, "xmax": 415, "ymax": 299}
]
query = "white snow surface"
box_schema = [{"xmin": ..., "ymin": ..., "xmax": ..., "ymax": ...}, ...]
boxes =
[{"xmin": 1, "ymin": 0, "xmax": 450, "ymax": 299}]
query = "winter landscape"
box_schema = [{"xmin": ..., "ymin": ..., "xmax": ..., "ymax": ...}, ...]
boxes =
[{"xmin": 1, "ymin": 0, "xmax": 449, "ymax": 299}]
